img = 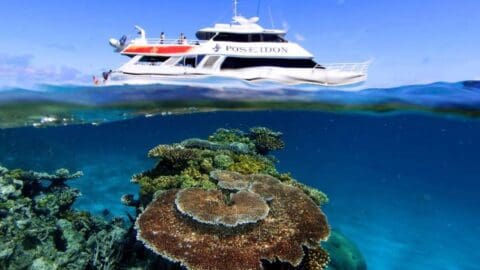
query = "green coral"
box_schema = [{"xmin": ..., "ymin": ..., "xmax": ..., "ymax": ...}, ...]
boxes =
[
  {"xmin": 133, "ymin": 127, "xmax": 328, "ymax": 209},
  {"xmin": 214, "ymin": 154, "xmax": 234, "ymax": 169},
  {"xmin": 137, "ymin": 176, "xmax": 183, "ymax": 196},
  {"xmin": 200, "ymin": 158, "xmax": 214, "ymax": 172},
  {"xmin": 229, "ymin": 154, "xmax": 275, "ymax": 175},
  {"xmin": 249, "ymin": 127, "xmax": 285, "ymax": 155},
  {"xmin": 208, "ymin": 128, "xmax": 251, "ymax": 144}
]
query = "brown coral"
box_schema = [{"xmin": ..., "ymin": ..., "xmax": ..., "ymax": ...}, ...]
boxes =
[
  {"xmin": 136, "ymin": 173, "xmax": 330, "ymax": 270},
  {"xmin": 147, "ymin": 144, "xmax": 199, "ymax": 173},
  {"xmin": 211, "ymin": 170, "xmax": 251, "ymax": 191},
  {"xmin": 175, "ymin": 188, "xmax": 269, "ymax": 227},
  {"xmin": 301, "ymin": 246, "xmax": 331, "ymax": 270}
]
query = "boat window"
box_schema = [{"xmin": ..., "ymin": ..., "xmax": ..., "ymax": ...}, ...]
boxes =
[
  {"xmin": 202, "ymin": 56, "xmax": 221, "ymax": 69},
  {"xmin": 197, "ymin": 55, "xmax": 206, "ymax": 65},
  {"xmin": 214, "ymin": 33, "xmax": 250, "ymax": 42},
  {"xmin": 221, "ymin": 57, "xmax": 321, "ymax": 69},
  {"xmin": 175, "ymin": 57, "xmax": 186, "ymax": 66},
  {"xmin": 138, "ymin": 56, "xmax": 169, "ymax": 63},
  {"xmin": 250, "ymin": 34, "xmax": 262, "ymax": 42},
  {"xmin": 185, "ymin": 57, "xmax": 197, "ymax": 67},
  {"xmin": 196, "ymin": 31, "xmax": 217, "ymax": 40},
  {"xmin": 212, "ymin": 33, "xmax": 286, "ymax": 43},
  {"xmin": 262, "ymin": 34, "xmax": 286, "ymax": 42},
  {"xmin": 164, "ymin": 56, "xmax": 182, "ymax": 66},
  {"xmin": 136, "ymin": 56, "xmax": 170, "ymax": 65}
]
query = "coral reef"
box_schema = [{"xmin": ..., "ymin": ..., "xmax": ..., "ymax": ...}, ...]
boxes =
[
  {"xmin": 136, "ymin": 185, "xmax": 329, "ymax": 270},
  {"xmin": 0, "ymin": 165, "xmax": 128, "ymax": 270},
  {"xmin": 133, "ymin": 128, "xmax": 326, "ymax": 207},
  {"xmin": 128, "ymin": 128, "xmax": 333, "ymax": 269},
  {"xmin": 324, "ymin": 230, "xmax": 367, "ymax": 270},
  {"xmin": 0, "ymin": 127, "xmax": 368, "ymax": 270}
]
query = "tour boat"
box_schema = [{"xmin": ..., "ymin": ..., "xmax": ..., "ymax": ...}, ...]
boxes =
[{"xmin": 104, "ymin": 2, "xmax": 370, "ymax": 87}]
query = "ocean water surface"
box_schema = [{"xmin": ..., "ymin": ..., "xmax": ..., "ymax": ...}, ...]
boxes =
[{"xmin": 1, "ymin": 81, "xmax": 479, "ymax": 269}]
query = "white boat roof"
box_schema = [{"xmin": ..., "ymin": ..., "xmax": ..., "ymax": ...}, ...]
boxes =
[{"xmin": 198, "ymin": 16, "xmax": 286, "ymax": 35}]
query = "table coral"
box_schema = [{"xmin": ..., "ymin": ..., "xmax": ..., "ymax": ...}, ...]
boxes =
[
  {"xmin": 136, "ymin": 172, "xmax": 330, "ymax": 270},
  {"xmin": 211, "ymin": 170, "xmax": 250, "ymax": 191},
  {"xmin": 175, "ymin": 188, "xmax": 270, "ymax": 227}
]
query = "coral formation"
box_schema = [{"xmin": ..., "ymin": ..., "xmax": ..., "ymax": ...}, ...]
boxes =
[
  {"xmin": 135, "ymin": 171, "xmax": 330, "ymax": 270},
  {"xmin": 249, "ymin": 127, "xmax": 285, "ymax": 155},
  {"xmin": 0, "ymin": 127, "xmax": 368, "ymax": 270},
  {"xmin": 129, "ymin": 128, "xmax": 332, "ymax": 270},
  {"xmin": 175, "ymin": 188, "xmax": 270, "ymax": 227},
  {"xmin": 133, "ymin": 128, "xmax": 326, "ymax": 208},
  {"xmin": 0, "ymin": 165, "xmax": 128, "ymax": 270},
  {"xmin": 211, "ymin": 170, "xmax": 251, "ymax": 191},
  {"xmin": 301, "ymin": 246, "xmax": 331, "ymax": 270}
]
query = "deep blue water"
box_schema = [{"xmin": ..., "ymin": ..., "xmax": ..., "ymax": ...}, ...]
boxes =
[{"xmin": 1, "ymin": 110, "xmax": 479, "ymax": 270}]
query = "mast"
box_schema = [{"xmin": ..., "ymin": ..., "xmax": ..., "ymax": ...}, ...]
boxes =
[{"xmin": 233, "ymin": 0, "xmax": 238, "ymax": 17}]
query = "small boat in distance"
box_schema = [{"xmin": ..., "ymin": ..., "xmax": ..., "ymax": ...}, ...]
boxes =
[{"xmin": 104, "ymin": 1, "xmax": 370, "ymax": 87}]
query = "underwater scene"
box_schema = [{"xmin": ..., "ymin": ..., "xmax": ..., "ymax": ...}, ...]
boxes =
[
  {"xmin": 1, "ymin": 81, "xmax": 480, "ymax": 270},
  {"xmin": 2, "ymin": 0, "xmax": 480, "ymax": 269}
]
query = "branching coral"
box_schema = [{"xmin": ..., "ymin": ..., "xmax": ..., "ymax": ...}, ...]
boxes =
[
  {"xmin": 148, "ymin": 144, "xmax": 200, "ymax": 174},
  {"xmin": 18, "ymin": 168, "xmax": 83, "ymax": 185},
  {"xmin": 228, "ymin": 154, "xmax": 276, "ymax": 175},
  {"xmin": 132, "ymin": 128, "xmax": 328, "ymax": 210},
  {"xmin": 182, "ymin": 138, "xmax": 252, "ymax": 154},
  {"xmin": 208, "ymin": 128, "xmax": 251, "ymax": 145},
  {"xmin": 0, "ymin": 165, "xmax": 128, "ymax": 270},
  {"xmin": 249, "ymin": 127, "xmax": 285, "ymax": 155}
]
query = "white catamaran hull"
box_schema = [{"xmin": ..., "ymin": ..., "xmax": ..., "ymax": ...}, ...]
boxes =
[{"xmin": 108, "ymin": 62, "xmax": 369, "ymax": 87}]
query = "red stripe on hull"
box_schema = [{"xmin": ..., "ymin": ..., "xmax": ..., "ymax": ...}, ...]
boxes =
[{"xmin": 123, "ymin": 45, "xmax": 194, "ymax": 55}]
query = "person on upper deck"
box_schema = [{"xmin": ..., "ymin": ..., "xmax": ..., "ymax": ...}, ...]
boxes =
[
  {"xmin": 178, "ymin": 33, "xmax": 185, "ymax": 44},
  {"xmin": 160, "ymin": 32, "xmax": 165, "ymax": 44}
]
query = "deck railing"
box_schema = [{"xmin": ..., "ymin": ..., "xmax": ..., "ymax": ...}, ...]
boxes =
[
  {"xmin": 320, "ymin": 61, "xmax": 372, "ymax": 74},
  {"xmin": 132, "ymin": 38, "xmax": 204, "ymax": 46}
]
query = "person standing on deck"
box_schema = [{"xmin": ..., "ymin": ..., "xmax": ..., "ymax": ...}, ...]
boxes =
[
  {"xmin": 178, "ymin": 33, "xmax": 185, "ymax": 44},
  {"xmin": 160, "ymin": 32, "xmax": 165, "ymax": 44}
]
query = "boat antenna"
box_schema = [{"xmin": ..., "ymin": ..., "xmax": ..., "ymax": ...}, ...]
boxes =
[
  {"xmin": 233, "ymin": 0, "xmax": 238, "ymax": 17},
  {"xmin": 268, "ymin": 6, "xmax": 275, "ymax": 28},
  {"xmin": 256, "ymin": 0, "xmax": 262, "ymax": 17}
]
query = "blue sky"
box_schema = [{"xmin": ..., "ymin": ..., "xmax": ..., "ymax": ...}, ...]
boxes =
[{"xmin": 0, "ymin": 0, "xmax": 479, "ymax": 87}]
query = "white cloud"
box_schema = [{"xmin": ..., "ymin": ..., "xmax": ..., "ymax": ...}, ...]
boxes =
[{"xmin": 0, "ymin": 53, "xmax": 89, "ymax": 87}]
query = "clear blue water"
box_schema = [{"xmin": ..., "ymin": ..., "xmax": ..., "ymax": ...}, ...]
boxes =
[
  {"xmin": 1, "ymin": 80, "xmax": 480, "ymax": 128},
  {"xmin": 1, "ymin": 82, "xmax": 480, "ymax": 269}
]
